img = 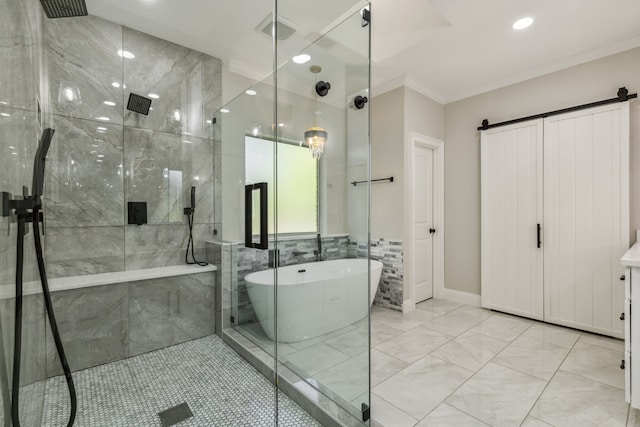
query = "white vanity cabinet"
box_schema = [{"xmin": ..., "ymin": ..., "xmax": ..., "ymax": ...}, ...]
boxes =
[{"xmin": 621, "ymin": 244, "xmax": 640, "ymax": 408}]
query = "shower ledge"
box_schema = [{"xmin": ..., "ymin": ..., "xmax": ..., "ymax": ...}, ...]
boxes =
[{"xmin": 0, "ymin": 264, "xmax": 216, "ymax": 299}]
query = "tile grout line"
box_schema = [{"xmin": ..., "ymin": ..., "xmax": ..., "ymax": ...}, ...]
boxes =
[
  {"xmin": 431, "ymin": 314, "xmax": 538, "ymax": 425},
  {"xmin": 517, "ymin": 330, "xmax": 584, "ymax": 426},
  {"xmin": 373, "ymin": 303, "xmax": 478, "ymax": 427}
]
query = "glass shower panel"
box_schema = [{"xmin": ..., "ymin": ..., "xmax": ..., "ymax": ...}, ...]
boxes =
[
  {"xmin": 275, "ymin": 3, "xmax": 371, "ymax": 424},
  {"xmin": 218, "ymin": 74, "xmax": 280, "ymax": 415}
]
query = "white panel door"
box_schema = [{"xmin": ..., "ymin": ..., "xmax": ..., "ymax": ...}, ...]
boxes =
[
  {"xmin": 481, "ymin": 119, "xmax": 544, "ymax": 320},
  {"xmin": 413, "ymin": 144, "xmax": 434, "ymax": 303},
  {"xmin": 544, "ymin": 103, "xmax": 629, "ymax": 338}
]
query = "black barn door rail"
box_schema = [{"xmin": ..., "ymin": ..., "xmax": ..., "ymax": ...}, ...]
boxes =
[{"xmin": 478, "ymin": 87, "xmax": 637, "ymax": 131}]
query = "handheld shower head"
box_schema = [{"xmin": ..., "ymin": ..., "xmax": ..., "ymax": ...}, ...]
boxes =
[{"xmin": 32, "ymin": 129, "xmax": 54, "ymax": 199}]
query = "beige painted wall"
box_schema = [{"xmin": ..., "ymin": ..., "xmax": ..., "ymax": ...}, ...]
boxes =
[
  {"xmin": 444, "ymin": 47, "xmax": 640, "ymax": 295},
  {"xmin": 371, "ymin": 86, "xmax": 446, "ymax": 303},
  {"xmin": 371, "ymin": 87, "xmax": 405, "ymax": 240},
  {"xmin": 404, "ymin": 87, "xmax": 445, "ymax": 141}
]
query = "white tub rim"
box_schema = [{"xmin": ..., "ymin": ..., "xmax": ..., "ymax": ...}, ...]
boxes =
[{"xmin": 244, "ymin": 259, "xmax": 382, "ymax": 286}]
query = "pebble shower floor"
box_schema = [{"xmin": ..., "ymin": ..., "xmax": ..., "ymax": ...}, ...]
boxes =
[{"xmin": 41, "ymin": 336, "xmax": 320, "ymax": 426}]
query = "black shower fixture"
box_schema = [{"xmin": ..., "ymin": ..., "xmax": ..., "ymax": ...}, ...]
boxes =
[
  {"xmin": 315, "ymin": 81, "xmax": 331, "ymax": 97},
  {"xmin": 353, "ymin": 95, "xmax": 368, "ymax": 110},
  {"xmin": 40, "ymin": 0, "xmax": 88, "ymax": 18},
  {"xmin": 127, "ymin": 93, "xmax": 152, "ymax": 115}
]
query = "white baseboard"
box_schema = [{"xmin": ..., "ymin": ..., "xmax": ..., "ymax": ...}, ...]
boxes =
[
  {"xmin": 441, "ymin": 288, "xmax": 481, "ymax": 307},
  {"xmin": 402, "ymin": 299, "xmax": 416, "ymax": 313}
]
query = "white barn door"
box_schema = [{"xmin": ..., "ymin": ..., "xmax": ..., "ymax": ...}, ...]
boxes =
[
  {"xmin": 543, "ymin": 103, "xmax": 629, "ymax": 337},
  {"xmin": 481, "ymin": 119, "xmax": 544, "ymax": 320}
]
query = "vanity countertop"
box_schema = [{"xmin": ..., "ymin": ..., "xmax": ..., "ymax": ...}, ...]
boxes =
[{"xmin": 622, "ymin": 242, "xmax": 640, "ymax": 267}]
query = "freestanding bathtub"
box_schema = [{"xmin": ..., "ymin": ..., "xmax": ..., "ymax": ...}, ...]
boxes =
[{"xmin": 244, "ymin": 258, "xmax": 383, "ymax": 343}]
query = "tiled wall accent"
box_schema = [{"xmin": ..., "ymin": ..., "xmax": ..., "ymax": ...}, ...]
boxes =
[
  {"xmin": 41, "ymin": 14, "xmax": 222, "ymax": 277},
  {"xmin": 349, "ymin": 238, "xmax": 404, "ymax": 311},
  {"xmin": 46, "ymin": 271, "xmax": 215, "ymax": 377},
  {"xmin": 210, "ymin": 236, "xmax": 349, "ymax": 325}
]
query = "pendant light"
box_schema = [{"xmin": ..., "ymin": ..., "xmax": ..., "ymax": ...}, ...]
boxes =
[{"xmin": 305, "ymin": 65, "xmax": 330, "ymax": 160}]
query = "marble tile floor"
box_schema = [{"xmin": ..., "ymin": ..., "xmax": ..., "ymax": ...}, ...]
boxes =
[
  {"xmin": 41, "ymin": 335, "xmax": 319, "ymax": 426},
  {"xmin": 370, "ymin": 299, "xmax": 633, "ymax": 427}
]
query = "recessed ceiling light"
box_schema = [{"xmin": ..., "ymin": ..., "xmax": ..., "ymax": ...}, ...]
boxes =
[
  {"xmin": 0, "ymin": 113, "xmax": 10, "ymax": 117},
  {"xmin": 220, "ymin": 108, "xmax": 230, "ymax": 113},
  {"xmin": 97, "ymin": 154, "xmax": 105, "ymax": 158},
  {"xmin": 148, "ymin": 93, "xmax": 159, "ymax": 99},
  {"xmin": 96, "ymin": 116, "xmax": 110, "ymax": 121},
  {"xmin": 245, "ymin": 89, "xmax": 257, "ymax": 96},
  {"xmin": 292, "ymin": 54, "xmax": 311, "ymax": 64},
  {"xmin": 512, "ymin": 17, "xmax": 533, "ymax": 30},
  {"xmin": 104, "ymin": 101, "xmax": 116, "ymax": 106},
  {"xmin": 97, "ymin": 127, "xmax": 107, "ymax": 131},
  {"xmin": 117, "ymin": 50, "xmax": 135, "ymax": 59},
  {"xmin": 112, "ymin": 82, "xmax": 121, "ymax": 88}
]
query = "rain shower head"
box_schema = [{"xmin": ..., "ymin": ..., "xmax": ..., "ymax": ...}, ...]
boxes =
[
  {"xmin": 40, "ymin": 0, "xmax": 88, "ymax": 19},
  {"xmin": 127, "ymin": 93, "xmax": 152, "ymax": 115}
]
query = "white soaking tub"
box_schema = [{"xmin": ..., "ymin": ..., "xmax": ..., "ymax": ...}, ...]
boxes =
[{"xmin": 244, "ymin": 258, "xmax": 383, "ymax": 343}]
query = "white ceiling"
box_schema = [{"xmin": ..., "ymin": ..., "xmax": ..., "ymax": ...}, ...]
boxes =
[{"xmin": 86, "ymin": 0, "xmax": 640, "ymax": 104}]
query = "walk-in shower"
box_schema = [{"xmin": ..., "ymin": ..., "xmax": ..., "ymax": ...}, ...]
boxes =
[{"xmin": 0, "ymin": 0, "xmax": 371, "ymax": 425}]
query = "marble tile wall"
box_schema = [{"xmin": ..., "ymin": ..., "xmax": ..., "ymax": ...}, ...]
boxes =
[
  {"xmin": 46, "ymin": 271, "xmax": 215, "ymax": 377},
  {"xmin": 129, "ymin": 272, "xmax": 215, "ymax": 356},
  {"xmin": 46, "ymin": 283, "xmax": 129, "ymax": 377},
  {"xmin": 349, "ymin": 238, "xmax": 404, "ymax": 311},
  {"xmin": 0, "ymin": 0, "xmax": 47, "ymax": 420},
  {"xmin": 40, "ymin": 13, "xmax": 222, "ymax": 277}
]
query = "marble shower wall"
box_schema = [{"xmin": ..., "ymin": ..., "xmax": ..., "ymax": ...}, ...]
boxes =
[
  {"xmin": 0, "ymin": 1, "xmax": 48, "ymax": 424},
  {"xmin": 41, "ymin": 15, "xmax": 222, "ymax": 277},
  {"xmin": 45, "ymin": 271, "xmax": 215, "ymax": 377}
]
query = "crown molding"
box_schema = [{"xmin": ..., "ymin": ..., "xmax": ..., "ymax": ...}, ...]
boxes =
[{"xmin": 444, "ymin": 36, "xmax": 640, "ymax": 104}]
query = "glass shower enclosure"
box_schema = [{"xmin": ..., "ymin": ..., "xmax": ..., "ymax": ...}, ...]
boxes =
[{"xmin": 218, "ymin": 1, "xmax": 372, "ymax": 424}]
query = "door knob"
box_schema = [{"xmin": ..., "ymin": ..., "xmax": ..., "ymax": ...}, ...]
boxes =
[
  {"xmin": 429, "ymin": 228, "xmax": 436, "ymax": 234},
  {"xmin": 620, "ymin": 312, "xmax": 625, "ymax": 321}
]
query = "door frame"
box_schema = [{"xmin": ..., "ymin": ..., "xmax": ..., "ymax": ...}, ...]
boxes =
[{"xmin": 404, "ymin": 132, "xmax": 444, "ymax": 312}]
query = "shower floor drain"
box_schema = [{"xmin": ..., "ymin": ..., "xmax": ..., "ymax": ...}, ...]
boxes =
[{"xmin": 158, "ymin": 402, "xmax": 194, "ymax": 427}]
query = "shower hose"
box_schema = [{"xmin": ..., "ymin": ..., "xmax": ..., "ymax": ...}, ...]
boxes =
[{"xmin": 11, "ymin": 203, "xmax": 76, "ymax": 427}]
